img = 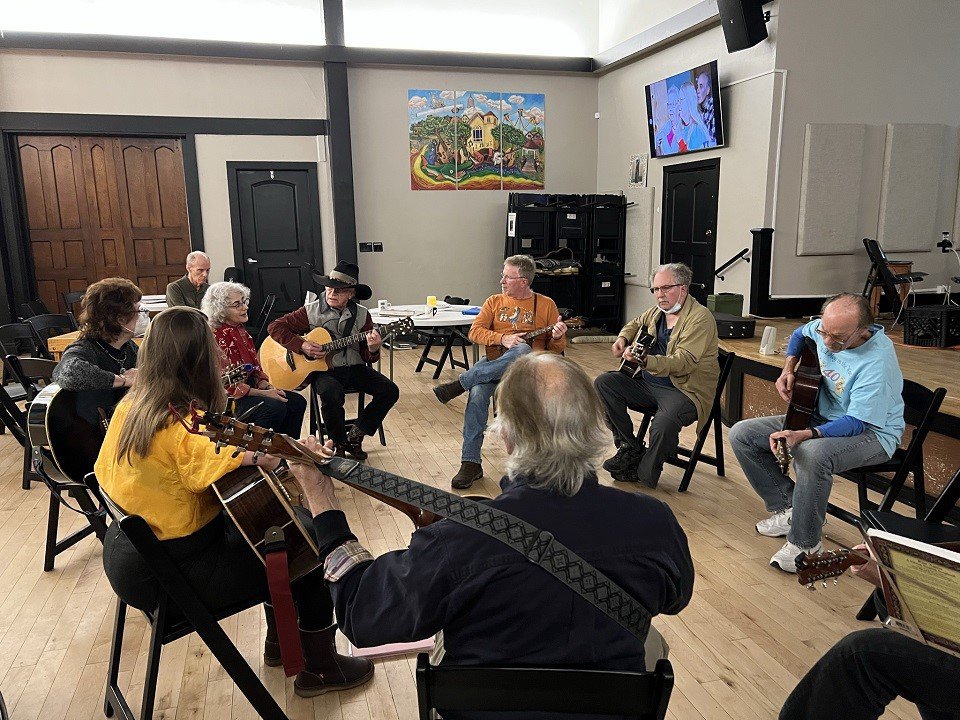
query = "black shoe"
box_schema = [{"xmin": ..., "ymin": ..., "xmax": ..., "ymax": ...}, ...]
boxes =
[
  {"xmin": 434, "ymin": 380, "xmax": 466, "ymax": 404},
  {"xmin": 611, "ymin": 469, "xmax": 640, "ymax": 483},
  {"xmin": 451, "ymin": 461, "xmax": 483, "ymax": 489},
  {"xmin": 602, "ymin": 444, "xmax": 645, "ymax": 474},
  {"xmin": 339, "ymin": 427, "xmax": 368, "ymax": 462},
  {"xmin": 263, "ymin": 603, "xmax": 281, "ymax": 667}
]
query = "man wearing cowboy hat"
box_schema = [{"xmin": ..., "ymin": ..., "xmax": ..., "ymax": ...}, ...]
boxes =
[{"xmin": 268, "ymin": 261, "xmax": 399, "ymax": 460}]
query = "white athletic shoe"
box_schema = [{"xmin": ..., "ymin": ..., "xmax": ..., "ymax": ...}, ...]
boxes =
[
  {"xmin": 756, "ymin": 508, "xmax": 792, "ymax": 537},
  {"xmin": 770, "ymin": 540, "xmax": 823, "ymax": 573}
]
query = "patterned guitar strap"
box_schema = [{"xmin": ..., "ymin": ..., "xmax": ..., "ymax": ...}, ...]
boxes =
[{"xmin": 322, "ymin": 456, "xmax": 653, "ymax": 644}]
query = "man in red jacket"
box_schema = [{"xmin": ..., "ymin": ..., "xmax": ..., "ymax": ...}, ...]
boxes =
[{"xmin": 268, "ymin": 262, "xmax": 398, "ymax": 460}]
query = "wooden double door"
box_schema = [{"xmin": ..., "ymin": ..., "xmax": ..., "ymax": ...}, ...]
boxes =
[{"xmin": 17, "ymin": 135, "xmax": 191, "ymax": 313}]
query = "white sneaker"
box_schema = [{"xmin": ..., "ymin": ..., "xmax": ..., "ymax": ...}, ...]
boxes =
[
  {"xmin": 756, "ymin": 508, "xmax": 792, "ymax": 537},
  {"xmin": 770, "ymin": 540, "xmax": 823, "ymax": 574}
]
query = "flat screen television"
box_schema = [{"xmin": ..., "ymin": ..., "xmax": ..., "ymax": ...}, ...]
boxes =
[{"xmin": 645, "ymin": 60, "xmax": 724, "ymax": 158}]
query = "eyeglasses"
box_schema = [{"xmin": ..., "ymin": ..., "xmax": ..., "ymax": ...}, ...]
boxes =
[
  {"xmin": 649, "ymin": 283, "xmax": 682, "ymax": 294},
  {"xmin": 499, "ymin": 274, "xmax": 525, "ymax": 281},
  {"xmin": 815, "ymin": 325, "xmax": 862, "ymax": 347},
  {"xmin": 227, "ymin": 299, "xmax": 250, "ymax": 309}
]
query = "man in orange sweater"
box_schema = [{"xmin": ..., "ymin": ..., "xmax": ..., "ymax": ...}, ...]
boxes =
[{"xmin": 433, "ymin": 255, "xmax": 567, "ymax": 489}]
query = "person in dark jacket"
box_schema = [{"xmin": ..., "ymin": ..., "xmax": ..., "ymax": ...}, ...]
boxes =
[
  {"xmin": 53, "ymin": 277, "xmax": 144, "ymax": 392},
  {"xmin": 267, "ymin": 261, "xmax": 398, "ymax": 460},
  {"xmin": 287, "ymin": 352, "xmax": 695, "ymax": 719}
]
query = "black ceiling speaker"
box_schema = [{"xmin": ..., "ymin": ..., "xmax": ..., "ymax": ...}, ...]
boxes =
[{"xmin": 717, "ymin": 0, "xmax": 768, "ymax": 52}]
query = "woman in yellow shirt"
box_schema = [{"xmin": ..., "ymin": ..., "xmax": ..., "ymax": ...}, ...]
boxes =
[{"xmin": 95, "ymin": 307, "xmax": 373, "ymax": 697}]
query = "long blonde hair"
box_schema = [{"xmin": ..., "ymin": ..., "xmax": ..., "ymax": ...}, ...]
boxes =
[{"xmin": 116, "ymin": 307, "xmax": 227, "ymax": 464}]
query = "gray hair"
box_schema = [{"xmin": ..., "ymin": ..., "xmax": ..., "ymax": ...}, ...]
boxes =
[
  {"xmin": 822, "ymin": 292, "xmax": 874, "ymax": 327},
  {"xmin": 650, "ymin": 262, "xmax": 693, "ymax": 287},
  {"xmin": 186, "ymin": 250, "xmax": 210, "ymax": 267},
  {"xmin": 505, "ymin": 254, "xmax": 536, "ymax": 282},
  {"xmin": 201, "ymin": 281, "xmax": 250, "ymax": 326},
  {"xmin": 488, "ymin": 353, "xmax": 607, "ymax": 496}
]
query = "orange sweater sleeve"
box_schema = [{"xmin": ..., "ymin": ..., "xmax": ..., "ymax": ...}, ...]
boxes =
[{"xmin": 468, "ymin": 296, "xmax": 504, "ymax": 347}]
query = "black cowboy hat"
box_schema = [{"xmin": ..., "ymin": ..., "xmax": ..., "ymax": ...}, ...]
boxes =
[{"xmin": 311, "ymin": 261, "xmax": 372, "ymax": 301}]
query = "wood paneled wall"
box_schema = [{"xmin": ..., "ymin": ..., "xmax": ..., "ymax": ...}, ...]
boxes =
[{"xmin": 17, "ymin": 135, "xmax": 191, "ymax": 312}]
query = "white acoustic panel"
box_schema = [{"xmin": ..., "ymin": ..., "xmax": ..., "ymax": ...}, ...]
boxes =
[
  {"xmin": 797, "ymin": 123, "xmax": 867, "ymax": 255},
  {"xmin": 878, "ymin": 123, "xmax": 948, "ymax": 252},
  {"xmin": 621, "ymin": 187, "xmax": 656, "ymax": 284}
]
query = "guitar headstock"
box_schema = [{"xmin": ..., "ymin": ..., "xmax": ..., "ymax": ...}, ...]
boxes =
[
  {"xmin": 563, "ymin": 317, "xmax": 586, "ymax": 330},
  {"xmin": 177, "ymin": 404, "xmax": 314, "ymax": 465},
  {"xmin": 379, "ymin": 317, "xmax": 415, "ymax": 336},
  {"xmin": 222, "ymin": 363, "xmax": 252, "ymax": 387},
  {"xmin": 796, "ymin": 548, "xmax": 865, "ymax": 587}
]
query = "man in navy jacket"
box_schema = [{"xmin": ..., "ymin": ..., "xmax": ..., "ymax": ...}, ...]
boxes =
[{"xmin": 289, "ymin": 352, "xmax": 695, "ymax": 713}]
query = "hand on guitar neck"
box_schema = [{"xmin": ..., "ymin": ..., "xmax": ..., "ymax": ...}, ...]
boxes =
[{"xmin": 286, "ymin": 435, "xmax": 341, "ymax": 515}]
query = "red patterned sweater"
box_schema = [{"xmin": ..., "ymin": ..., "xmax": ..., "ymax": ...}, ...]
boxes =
[{"xmin": 213, "ymin": 322, "xmax": 270, "ymax": 398}]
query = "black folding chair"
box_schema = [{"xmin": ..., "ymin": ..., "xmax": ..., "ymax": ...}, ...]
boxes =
[
  {"xmin": 830, "ymin": 380, "xmax": 946, "ymax": 526},
  {"xmin": 416, "ymin": 653, "xmax": 674, "ymax": 720},
  {"xmin": 223, "ymin": 266, "xmax": 241, "ymax": 282},
  {"xmin": 861, "ymin": 238, "xmax": 927, "ymax": 319},
  {"xmin": 25, "ymin": 313, "xmax": 77, "ymax": 353},
  {"xmin": 62, "ymin": 290, "xmax": 86, "ymax": 315},
  {"xmin": 3, "ymin": 354, "xmax": 58, "ymax": 489},
  {"xmin": 635, "ymin": 351, "xmax": 735, "ymax": 492},
  {"xmin": 250, "ymin": 293, "xmax": 277, "ymax": 348},
  {"xmin": 87, "ymin": 479, "xmax": 286, "ymax": 720},
  {"xmin": 308, "ymin": 377, "xmax": 387, "ymax": 447},
  {"xmin": 0, "ymin": 321, "xmax": 52, "ymax": 361},
  {"xmin": 18, "ymin": 299, "xmax": 51, "ymax": 320}
]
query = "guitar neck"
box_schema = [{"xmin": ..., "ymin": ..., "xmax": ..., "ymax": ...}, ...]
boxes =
[
  {"xmin": 321, "ymin": 330, "xmax": 370, "ymax": 353},
  {"xmin": 523, "ymin": 324, "xmax": 556, "ymax": 342}
]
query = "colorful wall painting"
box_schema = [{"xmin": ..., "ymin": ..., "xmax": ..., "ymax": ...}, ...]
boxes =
[{"xmin": 408, "ymin": 89, "xmax": 545, "ymax": 191}]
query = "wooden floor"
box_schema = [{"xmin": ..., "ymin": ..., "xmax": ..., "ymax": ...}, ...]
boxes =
[{"xmin": 0, "ymin": 343, "xmax": 922, "ymax": 720}]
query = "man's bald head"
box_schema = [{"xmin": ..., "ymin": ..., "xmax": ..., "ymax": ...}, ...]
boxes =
[{"xmin": 819, "ymin": 293, "xmax": 874, "ymax": 351}]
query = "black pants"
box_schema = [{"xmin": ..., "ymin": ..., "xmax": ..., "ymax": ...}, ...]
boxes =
[
  {"xmin": 233, "ymin": 391, "xmax": 308, "ymax": 437},
  {"xmin": 593, "ymin": 371, "xmax": 698, "ymax": 485},
  {"xmin": 780, "ymin": 628, "xmax": 960, "ymax": 720},
  {"xmin": 102, "ymin": 512, "xmax": 333, "ymax": 631},
  {"xmin": 311, "ymin": 364, "xmax": 399, "ymax": 443}
]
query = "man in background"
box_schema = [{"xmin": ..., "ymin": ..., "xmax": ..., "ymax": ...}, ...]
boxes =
[
  {"xmin": 166, "ymin": 250, "xmax": 211, "ymax": 309},
  {"xmin": 695, "ymin": 68, "xmax": 716, "ymax": 145}
]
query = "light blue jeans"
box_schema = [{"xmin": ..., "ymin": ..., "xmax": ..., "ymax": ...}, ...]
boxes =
[
  {"xmin": 460, "ymin": 343, "xmax": 532, "ymax": 463},
  {"xmin": 729, "ymin": 415, "xmax": 890, "ymax": 548}
]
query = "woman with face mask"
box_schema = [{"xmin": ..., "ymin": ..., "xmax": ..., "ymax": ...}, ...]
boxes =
[{"xmin": 52, "ymin": 277, "xmax": 144, "ymax": 392}]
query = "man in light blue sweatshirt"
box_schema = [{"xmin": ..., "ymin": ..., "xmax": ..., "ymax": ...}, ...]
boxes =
[{"xmin": 729, "ymin": 293, "xmax": 904, "ymax": 572}]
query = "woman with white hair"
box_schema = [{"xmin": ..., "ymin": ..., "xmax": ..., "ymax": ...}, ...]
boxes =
[{"xmin": 201, "ymin": 281, "xmax": 306, "ymax": 436}]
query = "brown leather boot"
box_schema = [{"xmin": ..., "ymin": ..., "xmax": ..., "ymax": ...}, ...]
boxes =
[
  {"xmin": 433, "ymin": 379, "xmax": 466, "ymax": 404},
  {"xmin": 451, "ymin": 461, "xmax": 483, "ymax": 490},
  {"xmin": 262, "ymin": 603, "xmax": 281, "ymax": 667},
  {"xmin": 294, "ymin": 625, "xmax": 374, "ymax": 697}
]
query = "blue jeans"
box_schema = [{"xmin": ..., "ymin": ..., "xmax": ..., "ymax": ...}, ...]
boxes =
[
  {"xmin": 460, "ymin": 343, "xmax": 532, "ymax": 463},
  {"xmin": 729, "ymin": 415, "xmax": 890, "ymax": 548}
]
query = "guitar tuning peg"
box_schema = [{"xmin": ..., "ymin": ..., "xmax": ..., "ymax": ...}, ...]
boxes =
[
  {"xmin": 230, "ymin": 447, "xmax": 242, "ymax": 458},
  {"xmin": 807, "ymin": 583, "xmax": 815, "ymax": 591},
  {"xmin": 822, "ymin": 581, "xmax": 828, "ymax": 588},
  {"xmin": 833, "ymin": 578, "xmax": 839, "ymax": 585}
]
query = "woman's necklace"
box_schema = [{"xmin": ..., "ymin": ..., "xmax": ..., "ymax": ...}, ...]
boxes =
[{"xmin": 96, "ymin": 339, "xmax": 130, "ymax": 373}]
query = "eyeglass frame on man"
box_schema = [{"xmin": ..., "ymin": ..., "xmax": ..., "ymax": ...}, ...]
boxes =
[
  {"xmin": 649, "ymin": 283, "xmax": 683, "ymax": 295},
  {"xmin": 814, "ymin": 322, "xmax": 863, "ymax": 349},
  {"xmin": 499, "ymin": 273, "xmax": 527, "ymax": 282}
]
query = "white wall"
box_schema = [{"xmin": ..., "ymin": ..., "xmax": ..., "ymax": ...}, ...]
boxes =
[
  {"xmin": 348, "ymin": 66, "xmax": 599, "ymax": 306},
  {"xmin": 770, "ymin": 0, "xmax": 960, "ymax": 297},
  {"xmin": 598, "ymin": 0, "xmax": 706, "ymax": 52},
  {"xmin": 596, "ymin": 21, "xmax": 777, "ymax": 319},
  {"xmin": 0, "ymin": 51, "xmax": 326, "ymax": 118},
  {"xmin": 343, "ymin": 0, "xmax": 598, "ymax": 57},
  {"xmin": 193, "ymin": 135, "xmax": 334, "ymax": 281}
]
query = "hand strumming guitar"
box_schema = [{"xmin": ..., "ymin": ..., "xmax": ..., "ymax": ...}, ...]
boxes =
[
  {"xmin": 287, "ymin": 435, "xmax": 340, "ymax": 514},
  {"xmin": 301, "ymin": 340, "xmax": 327, "ymax": 360},
  {"xmin": 612, "ymin": 336, "xmax": 628, "ymax": 358},
  {"xmin": 501, "ymin": 333, "xmax": 526, "ymax": 349}
]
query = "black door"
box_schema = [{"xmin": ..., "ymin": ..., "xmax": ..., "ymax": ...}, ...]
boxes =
[
  {"xmin": 661, "ymin": 158, "xmax": 719, "ymax": 304},
  {"xmin": 227, "ymin": 162, "xmax": 321, "ymax": 327}
]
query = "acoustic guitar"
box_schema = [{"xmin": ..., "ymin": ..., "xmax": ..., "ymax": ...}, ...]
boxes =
[
  {"xmin": 485, "ymin": 317, "xmax": 584, "ymax": 361},
  {"xmin": 27, "ymin": 364, "xmax": 249, "ymax": 485},
  {"xmin": 259, "ymin": 317, "xmax": 415, "ymax": 391},
  {"xmin": 774, "ymin": 338, "xmax": 822, "ymax": 475},
  {"xmin": 617, "ymin": 328, "xmax": 656, "ymax": 378},
  {"xmin": 797, "ymin": 542, "xmax": 960, "ymax": 590}
]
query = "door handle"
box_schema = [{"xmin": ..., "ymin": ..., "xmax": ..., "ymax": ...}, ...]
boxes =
[
  {"xmin": 705, "ymin": 230, "xmax": 713, "ymax": 236},
  {"xmin": 246, "ymin": 258, "xmax": 258, "ymax": 264}
]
